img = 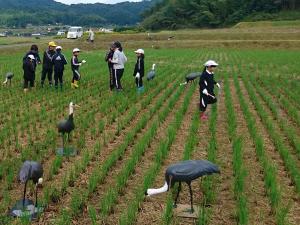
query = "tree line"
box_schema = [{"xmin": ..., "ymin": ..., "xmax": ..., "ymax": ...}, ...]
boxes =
[{"xmin": 141, "ymin": 0, "xmax": 300, "ymax": 30}]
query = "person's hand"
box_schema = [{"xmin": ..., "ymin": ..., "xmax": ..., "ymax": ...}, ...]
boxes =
[
  {"xmin": 202, "ymin": 89, "xmax": 208, "ymax": 96},
  {"xmin": 216, "ymin": 83, "xmax": 221, "ymax": 88},
  {"xmin": 82, "ymin": 60, "xmax": 86, "ymax": 64},
  {"xmin": 79, "ymin": 63, "xmax": 82, "ymax": 66}
]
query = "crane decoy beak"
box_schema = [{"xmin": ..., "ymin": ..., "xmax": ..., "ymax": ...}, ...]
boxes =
[{"xmin": 74, "ymin": 104, "xmax": 80, "ymax": 108}]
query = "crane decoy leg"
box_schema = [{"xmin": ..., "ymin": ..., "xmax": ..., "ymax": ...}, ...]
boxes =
[
  {"xmin": 35, "ymin": 184, "xmax": 38, "ymax": 207},
  {"xmin": 62, "ymin": 133, "xmax": 65, "ymax": 151},
  {"xmin": 173, "ymin": 182, "xmax": 181, "ymax": 208},
  {"xmin": 22, "ymin": 181, "xmax": 28, "ymax": 208},
  {"xmin": 187, "ymin": 182, "xmax": 194, "ymax": 213}
]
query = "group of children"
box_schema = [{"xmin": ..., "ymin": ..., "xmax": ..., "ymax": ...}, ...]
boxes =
[
  {"xmin": 22, "ymin": 40, "xmax": 219, "ymax": 120},
  {"xmin": 22, "ymin": 41, "xmax": 85, "ymax": 91},
  {"xmin": 105, "ymin": 41, "xmax": 145, "ymax": 92}
]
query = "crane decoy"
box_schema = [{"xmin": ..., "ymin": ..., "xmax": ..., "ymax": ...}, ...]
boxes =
[
  {"xmin": 3, "ymin": 72, "xmax": 14, "ymax": 85},
  {"xmin": 180, "ymin": 72, "xmax": 201, "ymax": 86},
  {"xmin": 147, "ymin": 64, "xmax": 156, "ymax": 81},
  {"xmin": 145, "ymin": 160, "xmax": 220, "ymax": 213},
  {"xmin": 10, "ymin": 161, "xmax": 43, "ymax": 219},
  {"xmin": 57, "ymin": 102, "xmax": 79, "ymax": 155}
]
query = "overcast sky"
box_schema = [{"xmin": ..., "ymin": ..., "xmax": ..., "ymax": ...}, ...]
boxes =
[{"xmin": 55, "ymin": 0, "xmax": 141, "ymax": 4}]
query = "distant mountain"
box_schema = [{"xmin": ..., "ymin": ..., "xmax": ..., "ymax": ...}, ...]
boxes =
[{"xmin": 0, "ymin": 0, "xmax": 159, "ymax": 27}]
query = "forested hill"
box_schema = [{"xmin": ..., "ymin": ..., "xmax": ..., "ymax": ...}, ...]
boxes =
[
  {"xmin": 142, "ymin": 0, "xmax": 300, "ymax": 30},
  {"xmin": 0, "ymin": 0, "xmax": 159, "ymax": 27}
]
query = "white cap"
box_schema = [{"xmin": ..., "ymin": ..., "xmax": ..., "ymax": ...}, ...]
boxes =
[
  {"xmin": 134, "ymin": 49, "xmax": 144, "ymax": 54},
  {"xmin": 204, "ymin": 60, "xmax": 218, "ymax": 67},
  {"xmin": 73, "ymin": 48, "xmax": 80, "ymax": 53},
  {"xmin": 27, "ymin": 54, "xmax": 35, "ymax": 60},
  {"xmin": 56, "ymin": 46, "xmax": 62, "ymax": 50}
]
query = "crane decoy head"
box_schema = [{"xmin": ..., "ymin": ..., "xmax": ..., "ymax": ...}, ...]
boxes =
[
  {"xmin": 69, "ymin": 102, "xmax": 80, "ymax": 115},
  {"xmin": 152, "ymin": 64, "xmax": 156, "ymax": 70}
]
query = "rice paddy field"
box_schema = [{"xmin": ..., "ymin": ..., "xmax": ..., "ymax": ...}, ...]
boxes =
[{"xmin": 0, "ymin": 22, "xmax": 299, "ymax": 225}]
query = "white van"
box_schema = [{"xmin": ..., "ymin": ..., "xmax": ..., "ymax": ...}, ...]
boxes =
[{"xmin": 67, "ymin": 27, "xmax": 83, "ymax": 39}]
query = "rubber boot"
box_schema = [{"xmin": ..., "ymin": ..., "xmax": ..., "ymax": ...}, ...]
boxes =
[
  {"xmin": 73, "ymin": 80, "xmax": 79, "ymax": 88},
  {"xmin": 200, "ymin": 112, "xmax": 208, "ymax": 120}
]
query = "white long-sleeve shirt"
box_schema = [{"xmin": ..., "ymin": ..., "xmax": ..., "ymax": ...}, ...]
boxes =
[{"xmin": 111, "ymin": 49, "xmax": 127, "ymax": 70}]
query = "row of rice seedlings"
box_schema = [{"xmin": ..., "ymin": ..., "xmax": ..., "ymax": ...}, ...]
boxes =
[
  {"xmin": 197, "ymin": 102, "xmax": 218, "ymax": 225},
  {"xmin": 248, "ymin": 75, "xmax": 300, "ymax": 157},
  {"xmin": 52, "ymin": 75, "xmax": 184, "ymax": 221},
  {"xmin": 241, "ymin": 73, "xmax": 300, "ymax": 193},
  {"xmin": 233, "ymin": 74, "xmax": 288, "ymax": 224},
  {"xmin": 118, "ymin": 84, "xmax": 196, "ymax": 225},
  {"xmin": 256, "ymin": 76, "xmax": 300, "ymax": 128},
  {"xmin": 224, "ymin": 76, "xmax": 248, "ymax": 224}
]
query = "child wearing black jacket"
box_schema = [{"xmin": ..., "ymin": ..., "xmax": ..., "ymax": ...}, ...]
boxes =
[
  {"xmin": 23, "ymin": 54, "xmax": 36, "ymax": 92},
  {"xmin": 52, "ymin": 46, "xmax": 67, "ymax": 90},
  {"xmin": 105, "ymin": 46, "xmax": 114, "ymax": 91},
  {"xmin": 199, "ymin": 60, "xmax": 220, "ymax": 120},
  {"xmin": 133, "ymin": 49, "xmax": 145, "ymax": 92}
]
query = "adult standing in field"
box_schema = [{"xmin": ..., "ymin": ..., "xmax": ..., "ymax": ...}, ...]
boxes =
[
  {"xmin": 52, "ymin": 46, "xmax": 68, "ymax": 90},
  {"xmin": 110, "ymin": 41, "xmax": 127, "ymax": 91},
  {"xmin": 23, "ymin": 54, "xmax": 36, "ymax": 92},
  {"xmin": 23, "ymin": 45, "xmax": 41, "ymax": 67},
  {"xmin": 105, "ymin": 44, "xmax": 115, "ymax": 91},
  {"xmin": 41, "ymin": 41, "xmax": 57, "ymax": 87},
  {"xmin": 199, "ymin": 60, "xmax": 220, "ymax": 120},
  {"xmin": 87, "ymin": 29, "xmax": 95, "ymax": 43}
]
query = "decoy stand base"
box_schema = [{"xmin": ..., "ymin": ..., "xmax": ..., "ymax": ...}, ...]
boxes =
[{"xmin": 9, "ymin": 199, "xmax": 43, "ymax": 220}]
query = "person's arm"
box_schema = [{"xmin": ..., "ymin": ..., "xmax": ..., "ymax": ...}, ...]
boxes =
[
  {"xmin": 72, "ymin": 56, "xmax": 81, "ymax": 66},
  {"xmin": 110, "ymin": 52, "xmax": 119, "ymax": 64},
  {"xmin": 140, "ymin": 58, "xmax": 144, "ymax": 77},
  {"xmin": 63, "ymin": 55, "xmax": 68, "ymax": 65},
  {"xmin": 200, "ymin": 74, "xmax": 209, "ymax": 95},
  {"xmin": 133, "ymin": 60, "xmax": 138, "ymax": 76},
  {"xmin": 213, "ymin": 75, "xmax": 221, "ymax": 88},
  {"xmin": 36, "ymin": 53, "xmax": 41, "ymax": 64}
]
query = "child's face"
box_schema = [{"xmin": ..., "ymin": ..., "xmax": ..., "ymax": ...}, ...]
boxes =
[
  {"xmin": 136, "ymin": 53, "xmax": 141, "ymax": 57},
  {"xmin": 207, "ymin": 66, "xmax": 216, "ymax": 73},
  {"xmin": 73, "ymin": 52, "xmax": 79, "ymax": 56}
]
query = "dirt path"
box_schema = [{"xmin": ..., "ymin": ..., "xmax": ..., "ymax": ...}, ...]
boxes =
[
  {"xmin": 209, "ymin": 81, "xmax": 236, "ymax": 225},
  {"xmin": 232, "ymin": 79, "xmax": 275, "ymax": 225}
]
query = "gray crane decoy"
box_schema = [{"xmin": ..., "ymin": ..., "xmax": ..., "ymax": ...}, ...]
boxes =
[
  {"xmin": 57, "ymin": 102, "xmax": 79, "ymax": 151},
  {"xmin": 180, "ymin": 72, "xmax": 201, "ymax": 86},
  {"xmin": 147, "ymin": 64, "xmax": 156, "ymax": 81},
  {"xmin": 19, "ymin": 161, "xmax": 43, "ymax": 208},
  {"xmin": 145, "ymin": 160, "xmax": 220, "ymax": 213},
  {"xmin": 3, "ymin": 72, "xmax": 14, "ymax": 85}
]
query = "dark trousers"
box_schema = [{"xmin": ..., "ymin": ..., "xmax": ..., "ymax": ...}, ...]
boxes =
[
  {"xmin": 135, "ymin": 77, "xmax": 143, "ymax": 88},
  {"xmin": 113, "ymin": 69, "xmax": 124, "ymax": 90},
  {"xmin": 41, "ymin": 67, "xmax": 53, "ymax": 84},
  {"xmin": 72, "ymin": 70, "xmax": 81, "ymax": 83},
  {"xmin": 108, "ymin": 66, "xmax": 114, "ymax": 90},
  {"xmin": 54, "ymin": 70, "xmax": 64, "ymax": 87},
  {"xmin": 200, "ymin": 94, "xmax": 217, "ymax": 112},
  {"xmin": 24, "ymin": 76, "xmax": 34, "ymax": 89}
]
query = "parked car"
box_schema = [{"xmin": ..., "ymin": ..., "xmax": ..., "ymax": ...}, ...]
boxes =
[
  {"xmin": 67, "ymin": 27, "xmax": 83, "ymax": 39},
  {"xmin": 57, "ymin": 30, "xmax": 66, "ymax": 36}
]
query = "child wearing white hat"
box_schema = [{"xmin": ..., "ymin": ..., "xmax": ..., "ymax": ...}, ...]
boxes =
[
  {"xmin": 23, "ymin": 54, "xmax": 36, "ymax": 92},
  {"xmin": 133, "ymin": 49, "xmax": 145, "ymax": 92},
  {"xmin": 71, "ymin": 48, "xmax": 86, "ymax": 88},
  {"xmin": 199, "ymin": 60, "xmax": 220, "ymax": 120}
]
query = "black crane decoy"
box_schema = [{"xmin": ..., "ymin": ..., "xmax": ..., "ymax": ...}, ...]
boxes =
[
  {"xmin": 145, "ymin": 160, "xmax": 220, "ymax": 213},
  {"xmin": 57, "ymin": 102, "xmax": 79, "ymax": 151},
  {"xmin": 180, "ymin": 72, "xmax": 201, "ymax": 86},
  {"xmin": 19, "ymin": 161, "xmax": 43, "ymax": 208},
  {"xmin": 3, "ymin": 72, "xmax": 14, "ymax": 85},
  {"xmin": 147, "ymin": 64, "xmax": 156, "ymax": 81}
]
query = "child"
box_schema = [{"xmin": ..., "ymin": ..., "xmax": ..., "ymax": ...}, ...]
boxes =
[
  {"xmin": 133, "ymin": 49, "xmax": 145, "ymax": 92},
  {"xmin": 71, "ymin": 48, "xmax": 86, "ymax": 88},
  {"xmin": 110, "ymin": 41, "xmax": 127, "ymax": 91},
  {"xmin": 52, "ymin": 46, "xmax": 67, "ymax": 90},
  {"xmin": 41, "ymin": 41, "xmax": 57, "ymax": 87},
  {"xmin": 105, "ymin": 45, "xmax": 114, "ymax": 91},
  {"xmin": 199, "ymin": 60, "xmax": 220, "ymax": 120},
  {"xmin": 23, "ymin": 44, "xmax": 41, "ymax": 67},
  {"xmin": 23, "ymin": 54, "xmax": 36, "ymax": 92}
]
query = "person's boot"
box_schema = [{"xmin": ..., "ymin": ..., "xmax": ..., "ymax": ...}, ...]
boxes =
[
  {"xmin": 73, "ymin": 80, "xmax": 79, "ymax": 88},
  {"xmin": 200, "ymin": 112, "xmax": 208, "ymax": 120}
]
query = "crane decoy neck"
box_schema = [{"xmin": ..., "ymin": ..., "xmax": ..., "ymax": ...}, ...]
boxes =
[{"xmin": 152, "ymin": 64, "xmax": 156, "ymax": 70}]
